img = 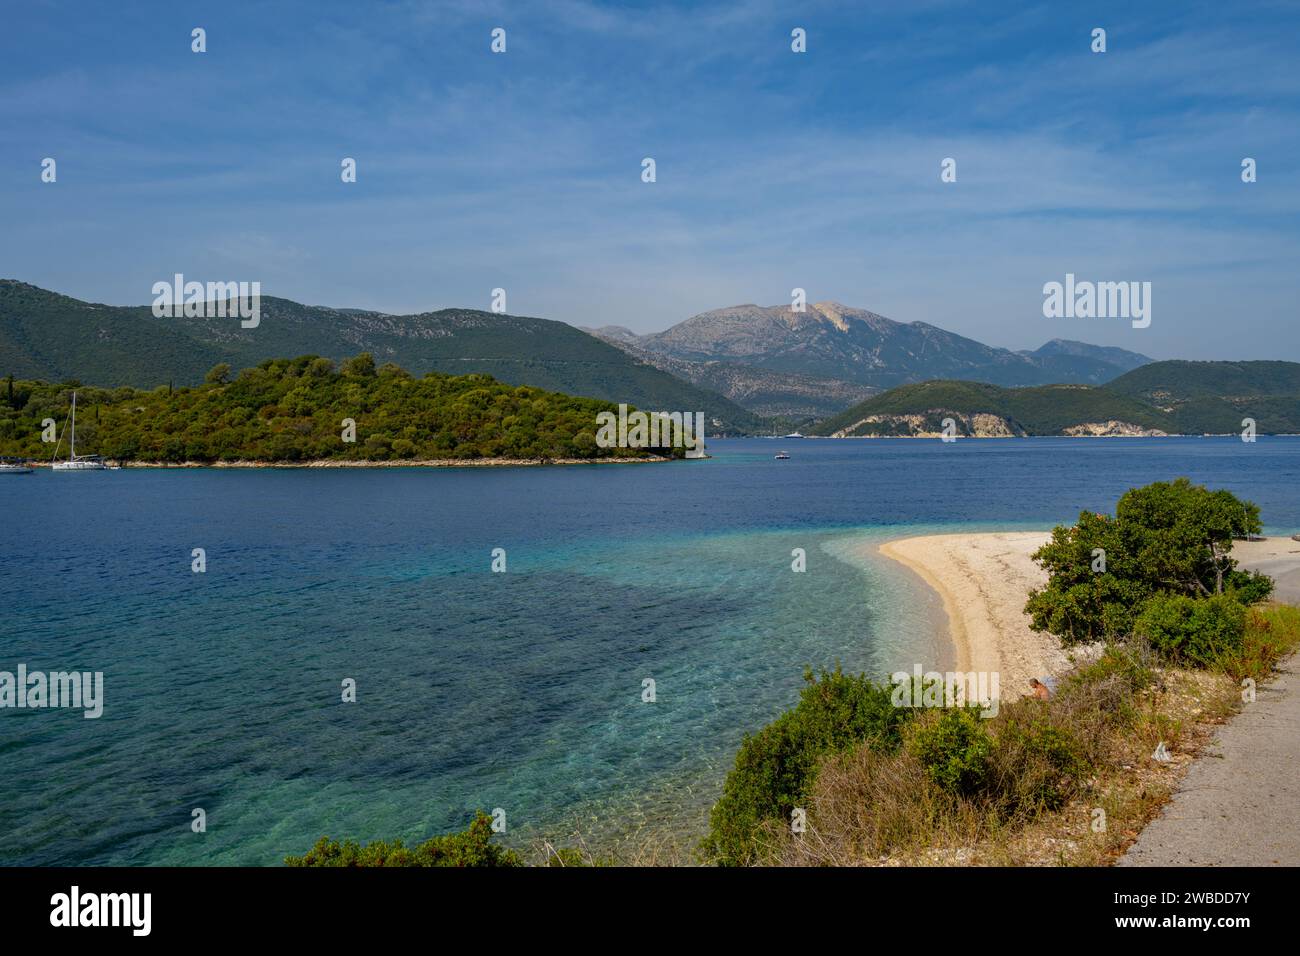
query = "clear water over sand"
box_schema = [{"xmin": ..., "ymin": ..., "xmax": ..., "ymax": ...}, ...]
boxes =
[{"xmin": 3, "ymin": 437, "xmax": 1297, "ymax": 863}]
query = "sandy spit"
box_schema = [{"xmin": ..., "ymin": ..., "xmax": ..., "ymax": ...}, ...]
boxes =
[
  {"xmin": 877, "ymin": 531, "xmax": 1300, "ymax": 701},
  {"xmin": 878, "ymin": 532, "xmax": 1070, "ymax": 699}
]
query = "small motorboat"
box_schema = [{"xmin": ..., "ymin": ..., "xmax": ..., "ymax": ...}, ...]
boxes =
[
  {"xmin": 0, "ymin": 456, "xmax": 33, "ymax": 474},
  {"xmin": 775, "ymin": 451, "xmax": 790, "ymax": 460}
]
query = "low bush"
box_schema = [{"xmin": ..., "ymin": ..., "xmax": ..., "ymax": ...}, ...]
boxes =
[
  {"xmin": 1215, "ymin": 603, "xmax": 1300, "ymax": 681},
  {"xmin": 987, "ymin": 707, "xmax": 1090, "ymax": 816},
  {"xmin": 771, "ymin": 742, "xmax": 976, "ymax": 865},
  {"xmin": 1135, "ymin": 593, "xmax": 1247, "ymax": 667},
  {"xmin": 1065, "ymin": 641, "xmax": 1159, "ymax": 694},
  {"xmin": 285, "ymin": 811, "xmax": 523, "ymax": 867},
  {"xmin": 907, "ymin": 707, "xmax": 993, "ymax": 798},
  {"xmin": 701, "ymin": 667, "xmax": 909, "ymax": 866}
]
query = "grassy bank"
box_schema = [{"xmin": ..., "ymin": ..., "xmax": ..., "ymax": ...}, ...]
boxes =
[{"xmin": 727, "ymin": 604, "xmax": 1298, "ymax": 866}]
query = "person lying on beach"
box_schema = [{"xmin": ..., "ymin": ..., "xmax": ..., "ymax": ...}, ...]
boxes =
[{"xmin": 1029, "ymin": 678, "xmax": 1051, "ymax": 700}]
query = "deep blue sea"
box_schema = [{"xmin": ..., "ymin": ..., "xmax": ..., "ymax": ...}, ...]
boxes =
[{"xmin": 2, "ymin": 437, "xmax": 1298, "ymax": 865}]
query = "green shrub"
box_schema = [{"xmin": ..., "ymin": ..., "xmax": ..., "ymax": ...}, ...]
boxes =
[
  {"xmin": 988, "ymin": 712, "xmax": 1089, "ymax": 814},
  {"xmin": 1066, "ymin": 642, "xmax": 1158, "ymax": 694},
  {"xmin": 284, "ymin": 811, "xmax": 524, "ymax": 867},
  {"xmin": 542, "ymin": 847, "xmax": 600, "ymax": 867},
  {"xmin": 701, "ymin": 667, "xmax": 908, "ymax": 866},
  {"xmin": 1226, "ymin": 571, "xmax": 1275, "ymax": 605},
  {"xmin": 907, "ymin": 707, "xmax": 993, "ymax": 798},
  {"xmin": 1135, "ymin": 593, "xmax": 1247, "ymax": 667},
  {"xmin": 1024, "ymin": 511, "xmax": 1150, "ymax": 644}
]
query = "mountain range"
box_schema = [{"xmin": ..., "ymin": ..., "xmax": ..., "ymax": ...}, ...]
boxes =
[
  {"xmin": 585, "ymin": 301, "xmax": 1151, "ymax": 418},
  {"xmin": 2, "ymin": 282, "xmax": 1158, "ymax": 432}
]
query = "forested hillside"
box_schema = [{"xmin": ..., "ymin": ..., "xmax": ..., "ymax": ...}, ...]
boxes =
[
  {"xmin": 0, "ymin": 280, "xmax": 763, "ymax": 433},
  {"xmin": 0, "ymin": 354, "xmax": 675, "ymax": 463},
  {"xmin": 814, "ymin": 361, "xmax": 1300, "ymax": 436}
]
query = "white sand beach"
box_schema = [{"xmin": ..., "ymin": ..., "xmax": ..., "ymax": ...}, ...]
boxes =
[
  {"xmin": 878, "ymin": 532, "xmax": 1300, "ymax": 701},
  {"xmin": 878, "ymin": 532, "xmax": 1068, "ymax": 698}
]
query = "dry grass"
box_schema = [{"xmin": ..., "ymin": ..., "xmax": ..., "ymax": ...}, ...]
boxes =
[
  {"xmin": 1216, "ymin": 603, "xmax": 1300, "ymax": 681},
  {"xmin": 764, "ymin": 742, "xmax": 991, "ymax": 866}
]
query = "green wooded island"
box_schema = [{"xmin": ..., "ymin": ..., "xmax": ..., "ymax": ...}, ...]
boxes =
[{"xmin": 0, "ymin": 354, "xmax": 680, "ymax": 465}]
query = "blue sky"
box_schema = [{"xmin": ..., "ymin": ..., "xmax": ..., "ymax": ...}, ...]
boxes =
[{"xmin": 2, "ymin": 0, "xmax": 1298, "ymax": 359}]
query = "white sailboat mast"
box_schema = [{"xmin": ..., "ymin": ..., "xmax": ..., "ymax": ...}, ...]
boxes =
[{"xmin": 70, "ymin": 391, "xmax": 77, "ymax": 460}]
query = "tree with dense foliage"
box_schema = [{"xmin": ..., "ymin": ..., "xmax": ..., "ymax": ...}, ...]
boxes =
[
  {"xmin": 341, "ymin": 352, "xmax": 376, "ymax": 378},
  {"xmin": 1025, "ymin": 478, "xmax": 1272, "ymax": 648},
  {"xmin": 0, "ymin": 354, "xmax": 681, "ymax": 464},
  {"xmin": 204, "ymin": 363, "xmax": 232, "ymax": 385}
]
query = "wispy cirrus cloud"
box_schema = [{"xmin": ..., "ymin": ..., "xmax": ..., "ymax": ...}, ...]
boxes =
[{"xmin": 1, "ymin": 0, "xmax": 1297, "ymax": 360}]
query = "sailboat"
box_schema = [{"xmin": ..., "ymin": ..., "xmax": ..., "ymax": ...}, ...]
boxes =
[{"xmin": 52, "ymin": 391, "xmax": 108, "ymax": 471}]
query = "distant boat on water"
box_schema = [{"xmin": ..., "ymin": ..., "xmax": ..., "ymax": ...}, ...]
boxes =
[
  {"xmin": 0, "ymin": 456, "xmax": 33, "ymax": 474},
  {"xmin": 775, "ymin": 451, "xmax": 790, "ymax": 460},
  {"xmin": 51, "ymin": 391, "xmax": 108, "ymax": 471},
  {"xmin": 782, "ymin": 431, "xmax": 806, "ymax": 439}
]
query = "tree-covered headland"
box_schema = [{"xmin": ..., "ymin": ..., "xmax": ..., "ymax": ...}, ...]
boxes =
[{"xmin": 0, "ymin": 354, "xmax": 681, "ymax": 464}]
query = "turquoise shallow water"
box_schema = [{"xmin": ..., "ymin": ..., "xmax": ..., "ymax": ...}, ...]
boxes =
[{"xmin": 2, "ymin": 437, "xmax": 1298, "ymax": 864}]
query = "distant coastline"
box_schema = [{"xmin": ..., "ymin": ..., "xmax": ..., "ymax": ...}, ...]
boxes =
[
  {"xmin": 23, "ymin": 456, "xmax": 676, "ymax": 469},
  {"xmin": 813, "ymin": 432, "xmax": 1291, "ymax": 439}
]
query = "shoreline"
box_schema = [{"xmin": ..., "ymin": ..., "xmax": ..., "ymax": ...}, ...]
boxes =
[
  {"xmin": 877, "ymin": 538, "xmax": 975, "ymax": 674},
  {"xmin": 808, "ymin": 433, "xmax": 1300, "ymax": 439},
  {"xmin": 877, "ymin": 532, "xmax": 1070, "ymax": 697},
  {"xmin": 21, "ymin": 455, "xmax": 676, "ymax": 469}
]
